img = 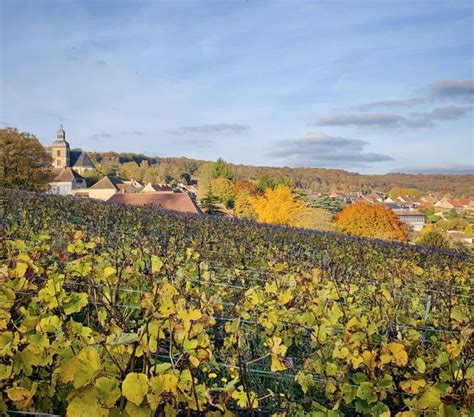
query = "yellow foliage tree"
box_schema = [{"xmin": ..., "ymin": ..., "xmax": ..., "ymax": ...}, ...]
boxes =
[
  {"xmin": 234, "ymin": 192, "xmax": 256, "ymax": 219},
  {"xmin": 335, "ymin": 202, "xmax": 408, "ymax": 242},
  {"xmin": 388, "ymin": 187, "xmax": 422, "ymax": 200},
  {"xmin": 249, "ymin": 185, "xmax": 307, "ymax": 227},
  {"xmin": 210, "ymin": 178, "xmax": 234, "ymax": 201}
]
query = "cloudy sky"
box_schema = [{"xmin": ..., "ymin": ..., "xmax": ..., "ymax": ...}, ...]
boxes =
[{"xmin": 1, "ymin": 0, "xmax": 473, "ymax": 174}]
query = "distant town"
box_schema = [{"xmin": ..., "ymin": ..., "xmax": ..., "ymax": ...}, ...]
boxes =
[{"xmin": 46, "ymin": 125, "xmax": 474, "ymax": 248}]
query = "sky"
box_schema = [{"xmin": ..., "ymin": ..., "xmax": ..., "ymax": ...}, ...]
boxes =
[{"xmin": 0, "ymin": 0, "xmax": 473, "ymax": 174}]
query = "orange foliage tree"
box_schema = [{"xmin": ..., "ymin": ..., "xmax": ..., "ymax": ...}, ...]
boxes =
[
  {"xmin": 335, "ymin": 202, "xmax": 408, "ymax": 242},
  {"xmin": 249, "ymin": 185, "xmax": 307, "ymax": 226}
]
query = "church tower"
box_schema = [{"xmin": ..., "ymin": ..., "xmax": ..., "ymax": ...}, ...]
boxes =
[{"xmin": 51, "ymin": 125, "xmax": 70, "ymax": 168}]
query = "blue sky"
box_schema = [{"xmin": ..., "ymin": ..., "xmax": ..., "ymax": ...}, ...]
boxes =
[{"xmin": 1, "ymin": 0, "xmax": 473, "ymax": 174}]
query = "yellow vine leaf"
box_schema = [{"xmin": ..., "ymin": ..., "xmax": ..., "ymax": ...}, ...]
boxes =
[
  {"xmin": 122, "ymin": 372, "xmax": 149, "ymax": 406},
  {"xmin": 74, "ymin": 347, "xmax": 101, "ymax": 388},
  {"xmin": 231, "ymin": 385, "xmax": 258, "ymax": 408},
  {"xmin": 416, "ymin": 386, "xmax": 442, "ymax": 410},
  {"xmin": 445, "ymin": 339, "xmax": 461, "ymax": 358},
  {"xmin": 151, "ymin": 256, "xmax": 163, "ymax": 274},
  {"xmin": 381, "ymin": 343, "xmax": 408, "ymax": 367},
  {"xmin": 415, "ymin": 357, "xmax": 426, "ymax": 373},
  {"xmin": 125, "ymin": 401, "xmax": 151, "ymax": 417},
  {"xmin": 277, "ymin": 289, "xmax": 293, "ymax": 305},
  {"xmin": 400, "ymin": 379, "xmax": 426, "ymax": 395},
  {"xmin": 267, "ymin": 336, "xmax": 288, "ymax": 372},
  {"xmin": 177, "ymin": 306, "xmax": 202, "ymax": 332},
  {"xmin": 66, "ymin": 387, "xmax": 105, "ymax": 417},
  {"xmin": 102, "ymin": 266, "xmax": 116, "ymax": 278},
  {"xmin": 95, "ymin": 377, "xmax": 121, "ymax": 408},
  {"xmin": 6, "ymin": 386, "xmax": 30, "ymax": 402},
  {"xmin": 265, "ymin": 281, "xmax": 278, "ymax": 294},
  {"xmin": 362, "ymin": 350, "xmax": 376, "ymax": 371}
]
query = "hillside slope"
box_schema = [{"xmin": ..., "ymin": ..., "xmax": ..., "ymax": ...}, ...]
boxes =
[{"xmin": 1, "ymin": 190, "xmax": 472, "ymax": 415}]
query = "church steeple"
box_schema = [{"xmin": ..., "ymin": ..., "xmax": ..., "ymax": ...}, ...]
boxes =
[
  {"xmin": 57, "ymin": 124, "xmax": 66, "ymax": 141},
  {"xmin": 51, "ymin": 124, "xmax": 70, "ymax": 168}
]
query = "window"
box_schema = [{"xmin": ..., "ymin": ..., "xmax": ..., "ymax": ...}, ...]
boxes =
[
  {"xmin": 57, "ymin": 150, "xmax": 61, "ymax": 157},
  {"xmin": 57, "ymin": 159, "xmax": 61, "ymax": 166}
]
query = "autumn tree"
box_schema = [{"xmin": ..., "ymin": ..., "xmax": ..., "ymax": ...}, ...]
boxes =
[
  {"xmin": 210, "ymin": 177, "xmax": 234, "ymax": 208},
  {"xmin": 388, "ymin": 187, "xmax": 422, "ymax": 200},
  {"xmin": 233, "ymin": 180, "xmax": 258, "ymax": 220},
  {"xmin": 234, "ymin": 192, "xmax": 256, "ymax": 219},
  {"xmin": 118, "ymin": 161, "xmax": 142, "ymax": 181},
  {"xmin": 335, "ymin": 202, "xmax": 408, "ymax": 242},
  {"xmin": 0, "ymin": 128, "xmax": 52, "ymax": 191},
  {"xmin": 249, "ymin": 185, "xmax": 307, "ymax": 227},
  {"xmin": 234, "ymin": 179, "xmax": 258, "ymax": 196}
]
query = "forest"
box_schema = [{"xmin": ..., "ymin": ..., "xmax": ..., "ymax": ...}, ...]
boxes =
[{"xmin": 85, "ymin": 151, "xmax": 474, "ymax": 197}]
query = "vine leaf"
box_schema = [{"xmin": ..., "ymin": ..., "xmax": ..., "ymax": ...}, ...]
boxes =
[{"xmin": 122, "ymin": 372, "xmax": 149, "ymax": 406}]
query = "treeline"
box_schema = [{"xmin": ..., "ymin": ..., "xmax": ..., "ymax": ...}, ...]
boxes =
[{"xmin": 87, "ymin": 151, "xmax": 473, "ymax": 196}]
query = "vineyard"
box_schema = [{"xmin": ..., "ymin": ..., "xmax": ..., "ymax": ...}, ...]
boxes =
[{"xmin": 0, "ymin": 190, "xmax": 472, "ymax": 416}]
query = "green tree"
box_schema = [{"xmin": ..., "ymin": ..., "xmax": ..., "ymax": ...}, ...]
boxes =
[
  {"xmin": 0, "ymin": 128, "xmax": 52, "ymax": 191},
  {"xmin": 212, "ymin": 158, "xmax": 235, "ymax": 181},
  {"xmin": 257, "ymin": 172, "xmax": 275, "ymax": 192},
  {"xmin": 180, "ymin": 172, "xmax": 192, "ymax": 185},
  {"xmin": 200, "ymin": 188, "xmax": 222, "ymax": 215},
  {"xmin": 308, "ymin": 196, "xmax": 346, "ymax": 214}
]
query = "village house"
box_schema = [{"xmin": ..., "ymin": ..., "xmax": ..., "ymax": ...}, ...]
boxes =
[
  {"xmin": 434, "ymin": 197, "xmax": 472, "ymax": 213},
  {"xmin": 419, "ymin": 195, "xmax": 438, "ymax": 205},
  {"xmin": 75, "ymin": 176, "xmax": 124, "ymax": 200},
  {"xmin": 395, "ymin": 195, "xmax": 420, "ymax": 206},
  {"xmin": 396, "ymin": 210, "xmax": 426, "ymax": 232},
  {"xmin": 107, "ymin": 192, "xmax": 201, "ymax": 214},
  {"xmin": 49, "ymin": 167, "xmax": 87, "ymax": 195}
]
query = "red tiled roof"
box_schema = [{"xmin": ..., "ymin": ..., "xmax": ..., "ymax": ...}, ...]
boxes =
[
  {"xmin": 142, "ymin": 184, "xmax": 174, "ymax": 193},
  {"xmin": 448, "ymin": 198, "xmax": 470, "ymax": 207},
  {"xmin": 107, "ymin": 193, "xmax": 201, "ymax": 214},
  {"xmin": 89, "ymin": 176, "xmax": 124, "ymax": 190}
]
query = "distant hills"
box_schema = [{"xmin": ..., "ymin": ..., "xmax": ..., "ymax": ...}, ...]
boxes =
[{"xmin": 87, "ymin": 151, "xmax": 474, "ymax": 197}]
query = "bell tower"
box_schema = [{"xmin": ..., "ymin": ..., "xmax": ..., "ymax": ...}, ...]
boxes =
[{"xmin": 51, "ymin": 124, "xmax": 71, "ymax": 168}]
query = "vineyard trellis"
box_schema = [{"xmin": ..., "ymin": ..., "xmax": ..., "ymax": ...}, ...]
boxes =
[{"xmin": 0, "ymin": 190, "xmax": 472, "ymax": 416}]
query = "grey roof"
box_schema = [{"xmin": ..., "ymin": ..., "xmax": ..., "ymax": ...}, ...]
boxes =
[
  {"xmin": 70, "ymin": 151, "xmax": 95, "ymax": 169},
  {"xmin": 51, "ymin": 168, "xmax": 84, "ymax": 183},
  {"xmin": 384, "ymin": 203, "xmax": 403, "ymax": 210}
]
